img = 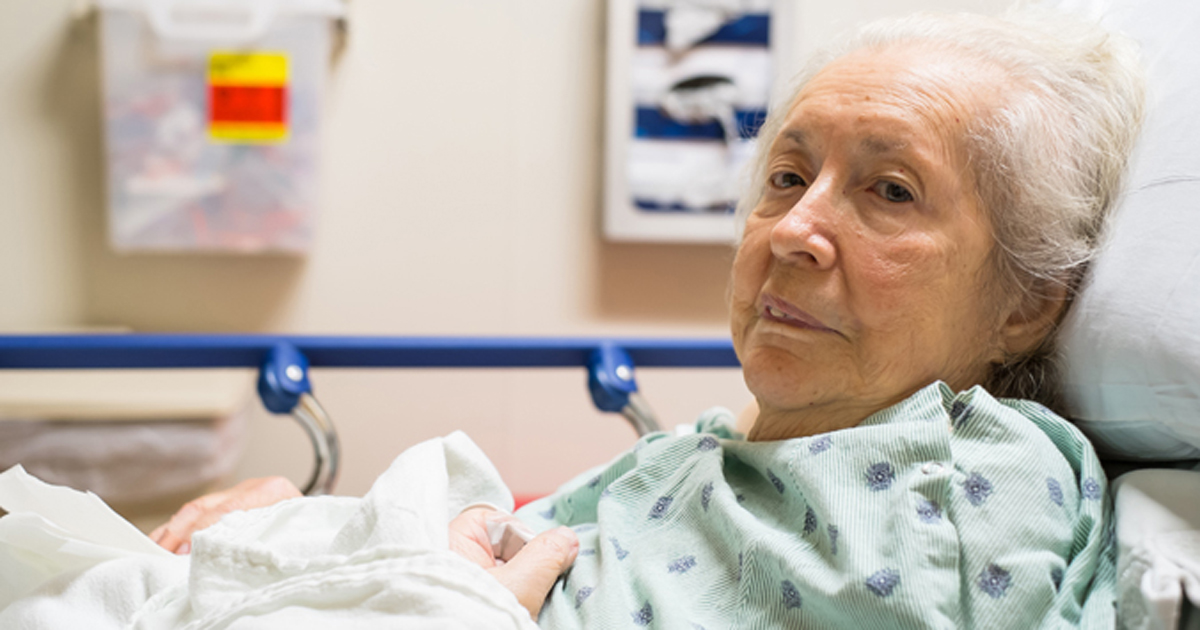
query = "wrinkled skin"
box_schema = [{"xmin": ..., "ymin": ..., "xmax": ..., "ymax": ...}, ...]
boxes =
[
  {"xmin": 731, "ymin": 44, "xmax": 1060, "ymax": 441},
  {"xmin": 449, "ymin": 507, "xmax": 579, "ymax": 618}
]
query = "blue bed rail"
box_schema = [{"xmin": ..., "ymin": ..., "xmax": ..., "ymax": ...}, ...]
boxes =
[
  {"xmin": 0, "ymin": 334, "xmax": 740, "ymax": 495},
  {"xmin": 0, "ymin": 334, "xmax": 740, "ymax": 370}
]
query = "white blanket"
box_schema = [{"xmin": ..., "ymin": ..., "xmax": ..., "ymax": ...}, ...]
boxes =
[
  {"xmin": 0, "ymin": 431, "xmax": 540, "ymax": 630},
  {"xmin": 1114, "ymin": 469, "xmax": 1200, "ymax": 630}
]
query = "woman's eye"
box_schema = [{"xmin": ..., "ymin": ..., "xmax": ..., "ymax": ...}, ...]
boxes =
[
  {"xmin": 872, "ymin": 181, "xmax": 914, "ymax": 203},
  {"xmin": 770, "ymin": 172, "xmax": 807, "ymax": 189}
]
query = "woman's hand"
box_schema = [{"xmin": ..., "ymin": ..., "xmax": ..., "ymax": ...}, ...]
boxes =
[
  {"xmin": 151, "ymin": 484, "xmax": 576, "ymax": 618},
  {"xmin": 449, "ymin": 507, "xmax": 579, "ymax": 620},
  {"xmin": 150, "ymin": 476, "xmax": 301, "ymax": 554}
]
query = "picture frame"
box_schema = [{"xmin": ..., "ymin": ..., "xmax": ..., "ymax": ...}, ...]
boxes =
[{"xmin": 603, "ymin": 0, "xmax": 796, "ymax": 243}]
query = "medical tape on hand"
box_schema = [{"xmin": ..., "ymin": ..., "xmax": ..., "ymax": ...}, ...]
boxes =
[{"xmin": 459, "ymin": 502, "xmax": 537, "ymax": 563}]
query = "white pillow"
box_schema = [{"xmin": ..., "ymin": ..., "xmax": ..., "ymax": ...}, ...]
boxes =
[{"xmin": 1055, "ymin": 0, "xmax": 1200, "ymax": 460}]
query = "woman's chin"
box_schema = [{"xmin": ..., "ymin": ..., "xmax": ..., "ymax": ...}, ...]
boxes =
[
  {"xmin": 742, "ymin": 341, "xmax": 823, "ymax": 380},
  {"xmin": 742, "ymin": 363, "xmax": 827, "ymax": 411}
]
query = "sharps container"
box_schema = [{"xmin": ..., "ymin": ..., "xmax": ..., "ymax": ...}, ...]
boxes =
[{"xmin": 97, "ymin": 0, "xmax": 344, "ymax": 253}]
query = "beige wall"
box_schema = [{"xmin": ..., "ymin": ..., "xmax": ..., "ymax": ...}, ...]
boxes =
[{"xmin": 0, "ymin": 0, "xmax": 1000, "ymax": 499}]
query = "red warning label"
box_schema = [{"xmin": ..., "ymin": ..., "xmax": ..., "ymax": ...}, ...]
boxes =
[{"xmin": 208, "ymin": 52, "xmax": 289, "ymax": 143}]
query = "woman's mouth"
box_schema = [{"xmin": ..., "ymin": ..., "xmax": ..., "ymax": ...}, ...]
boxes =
[{"xmin": 760, "ymin": 295, "xmax": 837, "ymax": 334}]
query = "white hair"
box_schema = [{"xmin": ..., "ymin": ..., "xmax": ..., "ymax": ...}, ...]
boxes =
[{"xmin": 735, "ymin": 7, "xmax": 1146, "ymax": 408}]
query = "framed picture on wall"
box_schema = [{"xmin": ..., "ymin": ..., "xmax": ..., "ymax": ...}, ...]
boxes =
[{"xmin": 603, "ymin": 0, "xmax": 796, "ymax": 243}]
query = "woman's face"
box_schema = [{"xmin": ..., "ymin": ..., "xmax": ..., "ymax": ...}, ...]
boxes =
[{"xmin": 731, "ymin": 46, "xmax": 1010, "ymax": 438}]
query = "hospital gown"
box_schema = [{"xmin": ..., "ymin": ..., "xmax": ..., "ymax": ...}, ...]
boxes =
[{"xmin": 517, "ymin": 381, "xmax": 1115, "ymax": 629}]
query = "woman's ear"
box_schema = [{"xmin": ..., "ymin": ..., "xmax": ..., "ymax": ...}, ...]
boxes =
[{"xmin": 998, "ymin": 280, "xmax": 1070, "ymax": 356}]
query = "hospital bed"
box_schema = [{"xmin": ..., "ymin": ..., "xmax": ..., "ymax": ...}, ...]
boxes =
[{"xmin": 0, "ymin": 332, "xmax": 1198, "ymax": 629}]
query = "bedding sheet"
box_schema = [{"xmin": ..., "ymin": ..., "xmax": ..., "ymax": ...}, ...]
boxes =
[
  {"xmin": 0, "ymin": 431, "xmax": 538, "ymax": 630},
  {"xmin": 1114, "ymin": 469, "xmax": 1200, "ymax": 630}
]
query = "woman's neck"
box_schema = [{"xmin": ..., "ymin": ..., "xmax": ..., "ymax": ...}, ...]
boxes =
[{"xmin": 745, "ymin": 399, "xmax": 890, "ymax": 442}]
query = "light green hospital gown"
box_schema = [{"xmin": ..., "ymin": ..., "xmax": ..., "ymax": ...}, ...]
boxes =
[{"xmin": 516, "ymin": 382, "xmax": 1115, "ymax": 629}]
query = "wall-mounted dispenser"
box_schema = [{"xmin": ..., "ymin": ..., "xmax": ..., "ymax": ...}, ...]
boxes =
[{"xmin": 96, "ymin": 0, "xmax": 345, "ymax": 253}]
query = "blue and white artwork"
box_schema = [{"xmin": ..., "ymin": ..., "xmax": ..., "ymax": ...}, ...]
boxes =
[{"xmin": 605, "ymin": 0, "xmax": 792, "ymax": 242}]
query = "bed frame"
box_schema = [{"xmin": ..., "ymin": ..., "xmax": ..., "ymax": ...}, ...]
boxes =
[{"xmin": 0, "ymin": 334, "xmax": 739, "ymax": 494}]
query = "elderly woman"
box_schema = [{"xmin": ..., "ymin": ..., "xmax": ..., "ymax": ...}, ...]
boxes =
[{"xmin": 150, "ymin": 8, "xmax": 1143, "ymax": 629}]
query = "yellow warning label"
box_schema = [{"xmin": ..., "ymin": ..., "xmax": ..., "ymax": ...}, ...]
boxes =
[
  {"xmin": 208, "ymin": 52, "xmax": 289, "ymax": 143},
  {"xmin": 208, "ymin": 52, "xmax": 288, "ymax": 87},
  {"xmin": 208, "ymin": 122, "xmax": 289, "ymax": 142}
]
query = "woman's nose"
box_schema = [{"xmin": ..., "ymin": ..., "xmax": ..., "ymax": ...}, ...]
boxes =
[{"xmin": 769, "ymin": 185, "xmax": 837, "ymax": 269}]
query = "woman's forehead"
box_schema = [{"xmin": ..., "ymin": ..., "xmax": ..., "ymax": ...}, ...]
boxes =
[{"xmin": 781, "ymin": 45, "xmax": 1004, "ymax": 152}]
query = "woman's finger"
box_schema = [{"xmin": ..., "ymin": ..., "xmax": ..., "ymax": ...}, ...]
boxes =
[
  {"xmin": 152, "ymin": 490, "xmax": 232, "ymax": 551},
  {"xmin": 154, "ymin": 528, "xmax": 188, "ymax": 554},
  {"xmin": 150, "ymin": 477, "xmax": 301, "ymax": 553},
  {"xmin": 448, "ymin": 508, "xmax": 504, "ymax": 569},
  {"xmin": 488, "ymin": 526, "xmax": 578, "ymax": 619}
]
